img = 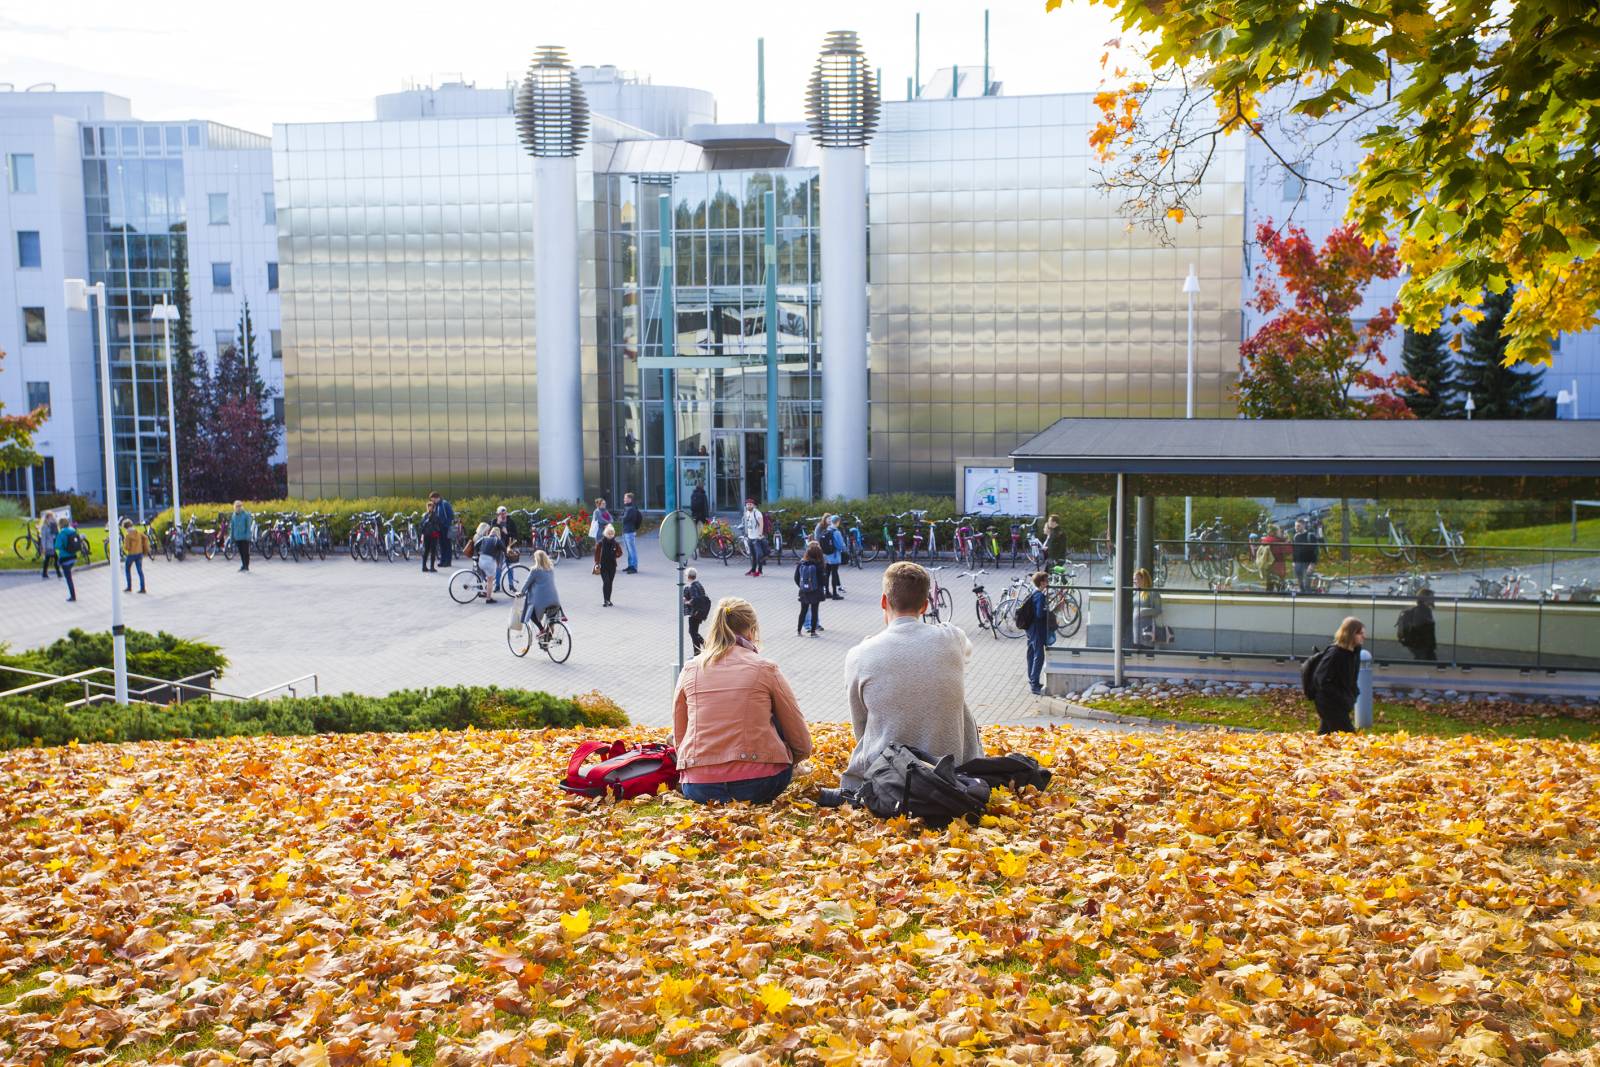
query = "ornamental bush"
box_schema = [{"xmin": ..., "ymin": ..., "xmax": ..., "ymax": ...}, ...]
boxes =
[
  {"xmin": 0, "ymin": 685, "xmax": 629, "ymax": 751},
  {"xmin": 0, "ymin": 628, "xmax": 227, "ymax": 685}
]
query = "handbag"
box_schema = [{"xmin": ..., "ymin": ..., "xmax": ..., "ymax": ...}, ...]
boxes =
[
  {"xmin": 589, "ymin": 519, "xmax": 600, "ymax": 541},
  {"xmin": 505, "ymin": 546, "xmax": 521, "ymax": 563},
  {"xmin": 508, "ymin": 597, "xmax": 525, "ymax": 631}
]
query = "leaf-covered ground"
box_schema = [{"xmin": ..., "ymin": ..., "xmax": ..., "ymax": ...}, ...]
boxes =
[{"xmin": 2, "ymin": 724, "xmax": 1598, "ymax": 1066}]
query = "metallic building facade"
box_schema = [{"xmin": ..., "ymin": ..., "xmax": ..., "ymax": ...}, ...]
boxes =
[{"xmin": 869, "ymin": 95, "xmax": 1246, "ymax": 493}]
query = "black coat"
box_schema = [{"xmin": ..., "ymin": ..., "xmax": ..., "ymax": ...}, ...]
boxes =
[
  {"xmin": 1312, "ymin": 645, "xmax": 1360, "ymax": 717},
  {"xmin": 690, "ymin": 487, "xmax": 710, "ymax": 524},
  {"xmin": 622, "ymin": 505, "xmax": 644, "ymax": 534}
]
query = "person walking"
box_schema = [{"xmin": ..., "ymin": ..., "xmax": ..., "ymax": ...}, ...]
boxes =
[
  {"xmin": 519, "ymin": 550, "xmax": 565, "ymax": 641},
  {"xmin": 671, "ymin": 597, "xmax": 813, "ymax": 806},
  {"xmin": 1024, "ymin": 571, "xmax": 1051, "ymax": 695},
  {"xmin": 621, "ymin": 492, "xmax": 643, "ymax": 574},
  {"xmin": 1292, "ymin": 518, "xmax": 1321, "ymax": 592},
  {"xmin": 472, "ymin": 521, "xmax": 507, "ymax": 604},
  {"xmin": 231, "ymin": 501, "xmax": 254, "ymax": 572},
  {"xmin": 431, "ymin": 492, "xmax": 456, "ymax": 567},
  {"xmin": 56, "ymin": 517, "xmax": 81, "ymax": 602},
  {"xmin": 682, "ymin": 566, "xmax": 711, "ymax": 654},
  {"xmin": 741, "ymin": 499, "xmax": 766, "ymax": 576},
  {"xmin": 794, "ymin": 541, "xmax": 825, "ymax": 636},
  {"xmin": 1310, "ymin": 617, "xmax": 1365, "ymax": 734},
  {"xmin": 822, "ymin": 515, "xmax": 845, "ymax": 599},
  {"xmin": 1396, "ymin": 588, "xmax": 1438, "ymax": 661},
  {"xmin": 38, "ymin": 511, "xmax": 60, "ymax": 580},
  {"xmin": 590, "ymin": 498, "xmax": 614, "ymax": 545},
  {"xmin": 690, "ymin": 482, "xmax": 710, "ymax": 526},
  {"xmin": 419, "ymin": 500, "xmax": 443, "ymax": 573},
  {"xmin": 1260, "ymin": 524, "xmax": 1291, "ymax": 592},
  {"xmin": 121, "ymin": 519, "xmax": 149, "ymax": 594},
  {"xmin": 1042, "ymin": 514, "xmax": 1066, "ymax": 565},
  {"xmin": 594, "ymin": 522, "xmax": 622, "ymax": 606}
]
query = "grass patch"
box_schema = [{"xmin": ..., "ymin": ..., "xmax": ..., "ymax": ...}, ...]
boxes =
[{"xmin": 1083, "ymin": 693, "xmax": 1600, "ymax": 741}]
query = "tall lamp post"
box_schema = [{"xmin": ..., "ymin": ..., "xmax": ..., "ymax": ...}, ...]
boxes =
[
  {"xmin": 1465, "ymin": 394, "xmax": 1475, "ymax": 420},
  {"xmin": 64, "ymin": 278, "xmax": 129, "ymax": 705},
  {"xmin": 151, "ymin": 300, "xmax": 182, "ymax": 534},
  {"xmin": 1182, "ymin": 264, "xmax": 1200, "ymax": 556}
]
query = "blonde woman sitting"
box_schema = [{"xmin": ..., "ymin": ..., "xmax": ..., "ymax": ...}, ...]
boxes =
[{"xmin": 671, "ymin": 597, "xmax": 813, "ymax": 804}]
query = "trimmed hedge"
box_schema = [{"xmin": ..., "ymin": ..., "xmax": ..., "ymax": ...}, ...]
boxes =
[
  {"xmin": 0, "ymin": 628, "xmax": 227, "ymax": 686},
  {"xmin": 0, "ymin": 685, "xmax": 629, "ymax": 750},
  {"xmin": 147, "ymin": 495, "xmax": 621, "ymax": 545}
]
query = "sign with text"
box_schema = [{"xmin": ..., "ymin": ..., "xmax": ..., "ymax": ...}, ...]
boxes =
[{"xmin": 962, "ymin": 467, "xmax": 1042, "ymax": 517}]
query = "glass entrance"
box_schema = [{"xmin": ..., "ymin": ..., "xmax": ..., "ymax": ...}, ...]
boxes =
[{"xmin": 712, "ymin": 431, "xmax": 742, "ymax": 513}]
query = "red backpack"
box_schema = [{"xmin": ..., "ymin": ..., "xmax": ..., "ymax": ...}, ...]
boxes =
[{"xmin": 560, "ymin": 740, "xmax": 679, "ymax": 800}]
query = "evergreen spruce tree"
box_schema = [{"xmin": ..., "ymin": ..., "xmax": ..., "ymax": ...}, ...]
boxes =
[
  {"xmin": 1399, "ymin": 324, "xmax": 1460, "ymax": 418},
  {"xmin": 1457, "ymin": 288, "xmax": 1550, "ymax": 418},
  {"xmin": 167, "ymin": 224, "xmax": 206, "ymax": 463}
]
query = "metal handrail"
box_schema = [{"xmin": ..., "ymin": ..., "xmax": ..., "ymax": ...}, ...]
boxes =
[{"xmin": 1, "ymin": 662, "xmax": 319, "ymax": 706}]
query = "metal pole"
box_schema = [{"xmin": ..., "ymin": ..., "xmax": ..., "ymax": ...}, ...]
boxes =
[
  {"xmin": 659, "ymin": 194, "xmax": 678, "ymax": 513},
  {"xmin": 1184, "ymin": 264, "xmax": 1197, "ymax": 558},
  {"xmin": 24, "ymin": 464, "xmax": 35, "ymax": 521},
  {"xmin": 1355, "ymin": 649, "xmax": 1374, "ymax": 729},
  {"xmin": 915, "ymin": 12, "xmax": 921, "ymax": 97},
  {"xmin": 983, "ymin": 9, "xmax": 990, "ymax": 95},
  {"xmin": 907, "ymin": 77, "xmax": 914, "ymax": 101},
  {"xmin": 159, "ymin": 304, "xmax": 181, "ymax": 530},
  {"xmin": 119, "ymin": 213, "xmax": 146, "ymax": 522},
  {"xmin": 677, "ymin": 559, "xmax": 687, "ymax": 680},
  {"xmin": 92, "ymin": 283, "xmax": 129, "ymax": 705},
  {"xmin": 1112, "ymin": 472, "xmax": 1126, "ymax": 688},
  {"xmin": 764, "ymin": 189, "xmax": 780, "ymax": 504},
  {"xmin": 757, "ymin": 38, "xmax": 766, "ymax": 124},
  {"xmin": 952, "ymin": 65, "xmax": 959, "ymax": 98}
]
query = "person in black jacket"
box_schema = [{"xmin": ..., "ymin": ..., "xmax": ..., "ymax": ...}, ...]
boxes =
[
  {"xmin": 690, "ymin": 483, "xmax": 710, "ymax": 525},
  {"xmin": 795, "ymin": 541, "xmax": 826, "ymax": 637},
  {"xmin": 682, "ymin": 566, "xmax": 710, "ymax": 653},
  {"xmin": 621, "ymin": 491, "xmax": 643, "ymax": 574},
  {"xmin": 1311, "ymin": 616, "xmax": 1365, "ymax": 735},
  {"xmin": 1291, "ymin": 518, "xmax": 1321, "ymax": 592},
  {"xmin": 420, "ymin": 500, "xmax": 443, "ymax": 572},
  {"xmin": 1396, "ymin": 588, "xmax": 1437, "ymax": 661}
]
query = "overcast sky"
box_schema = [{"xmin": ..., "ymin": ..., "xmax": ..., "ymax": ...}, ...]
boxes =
[{"xmin": 1, "ymin": 0, "xmax": 1128, "ymax": 133}]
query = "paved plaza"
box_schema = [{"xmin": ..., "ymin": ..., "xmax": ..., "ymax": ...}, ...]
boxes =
[{"xmin": 0, "ymin": 536, "xmax": 1067, "ymax": 728}]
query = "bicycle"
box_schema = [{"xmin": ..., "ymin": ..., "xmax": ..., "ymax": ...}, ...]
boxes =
[
  {"xmin": 1419, "ymin": 509, "xmax": 1465, "ymax": 565},
  {"xmin": 841, "ymin": 513, "xmax": 875, "ymax": 567},
  {"xmin": 993, "ymin": 574, "xmax": 1033, "ymax": 639},
  {"xmin": 11, "ymin": 521, "xmax": 43, "ymax": 561},
  {"xmin": 923, "ymin": 566, "xmax": 954, "ymax": 624},
  {"xmin": 449, "ymin": 554, "xmax": 530, "ymax": 603},
  {"xmin": 1376, "ymin": 509, "xmax": 1416, "ymax": 564},
  {"xmin": 959, "ymin": 570, "xmax": 1001, "ymax": 639},
  {"xmin": 508, "ymin": 606, "xmax": 573, "ymax": 663}
]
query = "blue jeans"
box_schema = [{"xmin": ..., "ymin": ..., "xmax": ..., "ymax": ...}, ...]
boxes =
[
  {"xmin": 681, "ymin": 765, "xmax": 793, "ymax": 805},
  {"xmin": 1026, "ymin": 635, "xmax": 1046, "ymax": 690},
  {"xmin": 623, "ymin": 531, "xmax": 638, "ymax": 570},
  {"xmin": 61, "ymin": 561, "xmax": 77, "ymax": 600},
  {"xmin": 124, "ymin": 553, "xmax": 145, "ymax": 591},
  {"xmin": 749, "ymin": 537, "xmax": 767, "ymax": 573}
]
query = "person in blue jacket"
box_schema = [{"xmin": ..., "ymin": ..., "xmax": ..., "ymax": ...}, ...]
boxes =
[
  {"xmin": 230, "ymin": 502, "xmax": 254, "ymax": 572},
  {"xmin": 1024, "ymin": 571, "xmax": 1052, "ymax": 695},
  {"xmin": 56, "ymin": 519, "xmax": 81, "ymax": 602},
  {"xmin": 431, "ymin": 491, "xmax": 456, "ymax": 566},
  {"xmin": 822, "ymin": 515, "xmax": 846, "ymax": 599}
]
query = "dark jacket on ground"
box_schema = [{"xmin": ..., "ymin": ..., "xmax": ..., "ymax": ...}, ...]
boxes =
[
  {"xmin": 1311, "ymin": 645, "xmax": 1361, "ymax": 733},
  {"xmin": 622, "ymin": 505, "xmax": 643, "ymax": 534}
]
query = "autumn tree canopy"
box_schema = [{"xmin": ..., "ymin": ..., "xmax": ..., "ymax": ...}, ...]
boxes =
[{"xmin": 1051, "ymin": 0, "xmax": 1600, "ymax": 366}]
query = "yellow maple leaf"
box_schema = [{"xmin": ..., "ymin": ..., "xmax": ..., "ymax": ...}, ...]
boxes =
[
  {"xmin": 1568, "ymin": 992, "xmax": 1583, "ymax": 1016},
  {"xmin": 756, "ymin": 982, "xmax": 792, "ymax": 1014},
  {"xmin": 1167, "ymin": 207, "xmax": 1185, "ymax": 224},
  {"xmin": 388, "ymin": 1052, "xmax": 413, "ymax": 1067},
  {"xmin": 995, "ymin": 850, "xmax": 1029, "ymax": 880},
  {"xmin": 559, "ymin": 907, "xmax": 592, "ymax": 938}
]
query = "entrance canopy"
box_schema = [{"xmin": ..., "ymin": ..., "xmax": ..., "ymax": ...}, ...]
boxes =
[{"xmin": 1011, "ymin": 418, "xmax": 1600, "ymax": 479}]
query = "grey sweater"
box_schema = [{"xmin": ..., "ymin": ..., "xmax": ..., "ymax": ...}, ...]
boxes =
[{"xmin": 840, "ymin": 616, "xmax": 983, "ymax": 791}]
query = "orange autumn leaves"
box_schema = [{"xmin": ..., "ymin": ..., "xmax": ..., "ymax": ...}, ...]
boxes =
[{"xmin": 2, "ymin": 724, "xmax": 1599, "ymax": 1065}]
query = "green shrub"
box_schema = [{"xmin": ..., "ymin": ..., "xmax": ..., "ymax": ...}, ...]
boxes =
[
  {"xmin": 0, "ymin": 685, "xmax": 629, "ymax": 750},
  {"xmin": 0, "ymin": 628, "xmax": 227, "ymax": 683},
  {"xmin": 31, "ymin": 491, "xmax": 106, "ymax": 524},
  {"xmin": 0, "ymin": 498, "xmax": 23, "ymax": 520}
]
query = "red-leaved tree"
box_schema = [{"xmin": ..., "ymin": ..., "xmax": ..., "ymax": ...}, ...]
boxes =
[
  {"xmin": 1237, "ymin": 222, "xmax": 1416, "ymax": 419},
  {"xmin": 0, "ymin": 346, "xmax": 46, "ymax": 477}
]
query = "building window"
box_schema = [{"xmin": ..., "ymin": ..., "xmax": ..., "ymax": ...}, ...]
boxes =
[
  {"xmin": 23, "ymin": 307, "xmax": 46, "ymax": 343},
  {"xmin": 270, "ymin": 328, "xmax": 282, "ymax": 359},
  {"xmin": 267, "ymin": 262, "xmax": 279, "ymax": 291},
  {"xmin": 208, "ymin": 193, "xmax": 229, "ymax": 225},
  {"xmin": 17, "ymin": 230, "xmax": 41, "ymax": 268},
  {"xmin": 7, "ymin": 154, "xmax": 35, "ymax": 193},
  {"xmin": 211, "ymin": 261, "xmax": 232, "ymax": 291},
  {"xmin": 273, "ymin": 398, "xmax": 285, "ymax": 426},
  {"xmin": 1282, "ymin": 171, "xmax": 1305, "ymax": 203},
  {"xmin": 213, "ymin": 329, "xmax": 232, "ymax": 355},
  {"xmin": 263, "ymin": 192, "xmax": 276, "ymax": 225},
  {"xmin": 25, "ymin": 381, "xmax": 50, "ymax": 415}
]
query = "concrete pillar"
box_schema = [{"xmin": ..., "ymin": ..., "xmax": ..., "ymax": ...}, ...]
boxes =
[
  {"xmin": 820, "ymin": 146, "xmax": 868, "ymax": 500},
  {"xmin": 534, "ymin": 154, "xmax": 583, "ymax": 502}
]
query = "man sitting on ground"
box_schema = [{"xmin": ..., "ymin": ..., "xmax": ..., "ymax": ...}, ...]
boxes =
[{"xmin": 828, "ymin": 562, "xmax": 983, "ymax": 799}]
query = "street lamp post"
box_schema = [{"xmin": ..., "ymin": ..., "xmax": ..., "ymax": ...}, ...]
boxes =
[
  {"xmin": 1465, "ymin": 394, "xmax": 1476, "ymax": 420},
  {"xmin": 64, "ymin": 278, "xmax": 129, "ymax": 705},
  {"xmin": 1182, "ymin": 264, "xmax": 1200, "ymax": 557},
  {"xmin": 1557, "ymin": 379, "xmax": 1580, "ymax": 420},
  {"xmin": 151, "ymin": 300, "xmax": 182, "ymax": 535}
]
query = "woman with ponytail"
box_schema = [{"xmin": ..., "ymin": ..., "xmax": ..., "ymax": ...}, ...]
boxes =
[{"xmin": 671, "ymin": 597, "xmax": 813, "ymax": 805}]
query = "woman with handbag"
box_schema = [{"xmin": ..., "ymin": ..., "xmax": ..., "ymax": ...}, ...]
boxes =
[
  {"xmin": 671, "ymin": 597, "xmax": 813, "ymax": 805},
  {"xmin": 594, "ymin": 522, "xmax": 622, "ymax": 606}
]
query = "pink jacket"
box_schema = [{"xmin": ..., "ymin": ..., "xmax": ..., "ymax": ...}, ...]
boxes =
[{"xmin": 672, "ymin": 644, "xmax": 813, "ymax": 771}]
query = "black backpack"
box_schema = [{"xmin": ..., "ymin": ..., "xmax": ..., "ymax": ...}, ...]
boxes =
[
  {"xmin": 1013, "ymin": 593, "xmax": 1037, "ymax": 631},
  {"xmin": 1395, "ymin": 606, "xmax": 1420, "ymax": 644},
  {"xmin": 956, "ymin": 754, "xmax": 1054, "ymax": 792},
  {"xmin": 1301, "ymin": 645, "xmax": 1329, "ymax": 700},
  {"xmin": 64, "ymin": 530, "xmax": 85, "ymax": 557},
  {"xmin": 855, "ymin": 744, "xmax": 991, "ymax": 829},
  {"xmin": 691, "ymin": 586, "xmax": 711, "ymax": 618}
]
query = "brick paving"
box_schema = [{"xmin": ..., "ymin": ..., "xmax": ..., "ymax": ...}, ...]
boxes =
[{"xmin": 0, "ymin": 537, "xmax": 1118, "ymax": 731}]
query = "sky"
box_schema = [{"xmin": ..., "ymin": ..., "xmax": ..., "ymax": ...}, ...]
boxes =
[{"xmin": 0, "ymin": 0, "xmax": 1128, "ymax": 134}]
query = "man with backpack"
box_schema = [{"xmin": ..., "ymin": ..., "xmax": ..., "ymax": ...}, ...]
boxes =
[
  {"xmin": 682, "ymin": 567, "xmax": 711, "ymax": 654},
  {"xmin": 1018, "ymin": 572, "xmax": 1053, "ymax": 695},
  {"xmin": 56, "ymin": 518, "xmax": 82, "ymax": 602},
  {"xmin": 1396, "ymin": 588, "xmax": 1438, "ymax": 661},
  {"xmin": 431, "ymin": 492, "xmax": 455, "ymax": 567},
  {"xmin": 1292, "ymin": 518, "xmax": 1321, "ymax": 592}
]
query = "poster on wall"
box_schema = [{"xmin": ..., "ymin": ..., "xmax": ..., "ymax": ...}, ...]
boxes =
[{"xmin": 963, "ymin": 467, "xmax": 1042, "ymax": 516}]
